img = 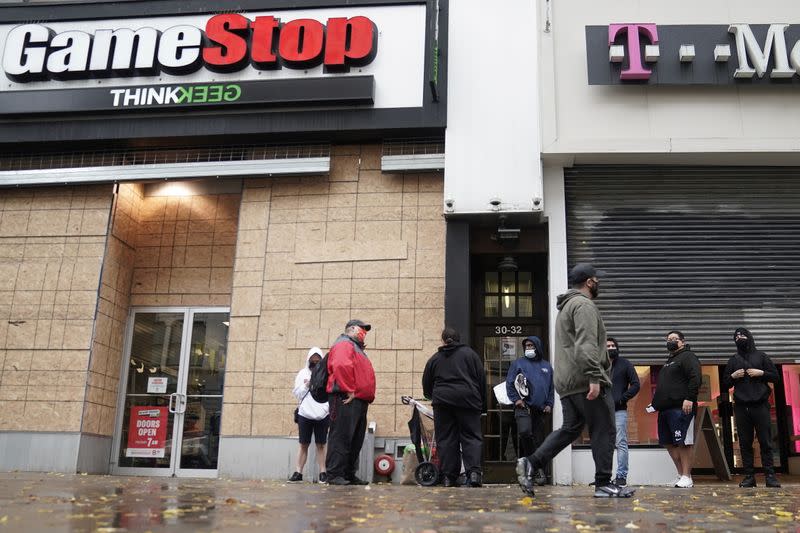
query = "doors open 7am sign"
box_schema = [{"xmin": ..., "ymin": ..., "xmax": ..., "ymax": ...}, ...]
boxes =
[{"xmin": 126, "ymin": 406, "xmax": 169, "ymax": 458}]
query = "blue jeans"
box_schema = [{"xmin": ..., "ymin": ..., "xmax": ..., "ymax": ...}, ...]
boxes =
[{"xmin": 614, "ymin": 410, "xmax": 629, "ymax": 479}]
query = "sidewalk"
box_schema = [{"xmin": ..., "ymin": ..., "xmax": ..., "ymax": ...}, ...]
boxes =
[{"xmin": 0, "ymin": 472, "xmax": 797, "ymax": 532}]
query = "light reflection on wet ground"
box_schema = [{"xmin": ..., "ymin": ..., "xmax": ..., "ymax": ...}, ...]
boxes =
[{"xmin": 0, "ymin": 472, "xmax": 798, "ymax": 532}]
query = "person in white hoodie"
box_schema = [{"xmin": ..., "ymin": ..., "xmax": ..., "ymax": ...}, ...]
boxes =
[{"xmin": 289, "ymin": 347, "xmax": 331, "ymax": 482}]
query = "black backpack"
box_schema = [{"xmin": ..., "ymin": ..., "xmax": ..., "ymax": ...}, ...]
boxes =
[{"xmin": 308, "ymin": 352, "xmax": 330, "ymax": 403}]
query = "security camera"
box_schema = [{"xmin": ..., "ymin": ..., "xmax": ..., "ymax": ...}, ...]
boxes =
[
  {"xmin": 532, "ymin": 197, "xmax": 542, "ymax": 208},
  {"xmin": 444, "ymin": 199, "xmax": 455, "ymax": 213},
  {"xmin": 489, "ymin": 197, "xmax": 502, "ymax": 211}
]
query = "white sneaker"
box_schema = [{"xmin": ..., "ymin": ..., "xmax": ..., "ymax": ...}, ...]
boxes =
[
  {"xmin": 672, "ymin": 475, "xmax": 682, "ymax": 487},
  {"xmin": 675, "ymin": 475, "xmax": 693, "ymax": 488}
]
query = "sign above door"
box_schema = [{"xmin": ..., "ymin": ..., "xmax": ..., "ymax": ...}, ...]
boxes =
[{"xmin": 587, "ymin": 23, "xmax": 800, "ymax": 85}]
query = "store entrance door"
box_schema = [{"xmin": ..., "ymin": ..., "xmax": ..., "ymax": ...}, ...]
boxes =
[
  {"xmin": 472, "ymin": 254, "xmax": 549, "ymax": 483},
  {"xmin": 111, "ymin": 308, "xmax": 228, "ymax": 477}
]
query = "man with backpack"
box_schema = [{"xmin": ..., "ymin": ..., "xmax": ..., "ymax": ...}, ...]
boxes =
[
  {"xmin": 323, "ymin": 319, "xmax": 376, "ymax": 485},
  {"xmin": 506, "ymin": 335, "xmax": 553, "ymax": 486}
]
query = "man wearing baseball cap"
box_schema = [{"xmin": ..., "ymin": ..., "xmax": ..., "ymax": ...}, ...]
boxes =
[
  {"xmin": 325, "ymin": 319, "xmax": 376, "ymax": 485},
  {"xmin": 517, "ymin": 263, "xmax": 634, "ymax": 498}
]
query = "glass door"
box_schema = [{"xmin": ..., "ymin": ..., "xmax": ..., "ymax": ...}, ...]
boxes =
[{"xmin": 111, "ymin": 308, "xmax": 228, "ymax": 477}]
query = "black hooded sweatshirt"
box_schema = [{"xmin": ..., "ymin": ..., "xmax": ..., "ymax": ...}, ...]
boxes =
[
  {"xmin": 422, "ymin": 342, "xmax": 486, "ymax": 412},
  {"xmin": 651, "ymin": 345, "xmax": 701, "ymax": 411},
  {"xmin": 722, "ymin": 327, "xmax": 779, "ymax": 404}
]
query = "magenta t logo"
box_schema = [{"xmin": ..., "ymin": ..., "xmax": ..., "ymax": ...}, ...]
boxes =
[{"xmin": 608, "ymin": 24, "xmax": 659, "ymax": 80}]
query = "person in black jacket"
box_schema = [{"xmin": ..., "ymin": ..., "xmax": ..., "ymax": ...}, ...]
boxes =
[
  {"xmin": 607, "ymin": 337, "xmax": 640, "ymax": 487},
  {"xmin": 651, "ymin": 330, "xmax": 701, "ymax": 488},
  {"xmin": 723, "ymin": 327, "xmax": 781, "ymax": 488},
  {"xmin": 422, "ymin": 327, "xmax": 486, "ymax": 487}
]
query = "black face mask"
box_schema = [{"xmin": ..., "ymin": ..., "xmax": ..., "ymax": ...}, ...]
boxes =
[
  {"xmin": 735, "ymin": 338, "xmax": 749, "ymax": 350},
  {"xmin": 589, "ymin": 280, "xmax": 599, "ymax": 298},
  {"xmin": 666, "ymin": 340, "xmax": 680, "ymax": 352},
  {"xmin": 608, "ymin": 349, "xmax": 619, "ymax": 359},
  {"xmin": 309, "ymin": 361, "xmax": 318, "ymax": 369}
]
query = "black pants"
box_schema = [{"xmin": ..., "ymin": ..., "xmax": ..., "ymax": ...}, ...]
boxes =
[
  {"xmin": 734, "ymin": 401, "xmax": 774, "ymax": 474},
  {"xmin": 433, "ymin": 404, "xmax": 483, "ymax": 481},
  {"xmin": 527, "ymin": 390, "xmax": 615, "ymax": 486},
  {"xmin": 515, "ymin": 406, "xmax": 546, "ymax": 459},
  {"xmin": 325, "ymin": 396, "xmax": 368, "ymax": 480}
]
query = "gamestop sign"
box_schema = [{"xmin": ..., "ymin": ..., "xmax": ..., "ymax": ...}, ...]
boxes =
[{"xmin": 0, "ymin": 5, "xmax": 426, "ymax": 113}]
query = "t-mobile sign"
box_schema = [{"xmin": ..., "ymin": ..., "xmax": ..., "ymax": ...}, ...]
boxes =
[
  {"xmin": 0, "ymin": 5, "xmax": 426, "ymax": 113},
  {"xmin": 586, "ymin": 23, "xmax": 800, "ymax": 85}
]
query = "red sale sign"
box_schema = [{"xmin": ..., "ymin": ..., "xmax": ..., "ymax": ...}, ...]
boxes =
[{"xmin": 126, "ymin": 406, "xmax": 169, "ymax": 458}]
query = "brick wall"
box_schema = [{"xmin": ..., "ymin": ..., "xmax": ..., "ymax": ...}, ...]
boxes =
[
  {"xmin": 0, "ymin": 185, "xmax": 113, "ymax": 432},
  {"xmin": 83, "ymin": 183, "xmax": 142, "ymax": 436},
  {"xmin": 223, "ymin": 144, "xmax": 445, "ymax": 438},
  {"xmin": 130, "ymin": 191, "xmax": 240, "ymax": 307}
]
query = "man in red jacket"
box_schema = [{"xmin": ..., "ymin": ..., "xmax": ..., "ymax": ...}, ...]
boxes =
[{"xmin": 325, "ymin": 319, "xmax": 376, "ymax": 485}]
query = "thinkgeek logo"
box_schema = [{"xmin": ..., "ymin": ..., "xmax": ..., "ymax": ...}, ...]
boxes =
[
  {"xmin": 2, "ymin": 14, "xmax": 378, "ymax": 82},
  {"xmin": 110, "ymin": 84, "xmax": 241, "ymax": 107}
]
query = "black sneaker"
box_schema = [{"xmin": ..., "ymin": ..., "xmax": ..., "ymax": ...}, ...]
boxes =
[
  {"xmin": 594, "ymin": 482, "xmax": 635, "ymax": 498},
  {"xmin": 614, "ymin": 477, "xmax": 627, "ymax": 487},
  {"xmin": 348, "ymin": 476, "xmax": 369, "ymax": 485},
  {"xmin": 288, "ymin": 472, "xmax": 303, "ymax": 483},
  {"xmin": 516, "ymin": 457, "xmax": 535, "ymax": 496},
  {"xmin": 739, "ymin": 475, "xmax": 757, "ymax": 488},
  {"xmin": 318, "ymin": 472, "xmax": 327, "ymax": 484},
  {"xmin": 534, "ymin": 469, "xmax": 547, "ymax": 486},
  {"xmin": 765, "ymin": 473, "xmax": 781, "ymax": 488},
  {"xmin": 327, "ymin": 477, "xmax": 350, "ymax": 485},
  {"xmin": 468, "ymin": 471, "xmax": 482, "ymax": 488}
]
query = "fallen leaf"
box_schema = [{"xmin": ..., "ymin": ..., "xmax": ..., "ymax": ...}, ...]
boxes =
[
  {"xmin": 351, "ymin": 517, "xmax": 367, "ymax": 523},
  {"xmin": 518, "ymin": 497, "xmax": 534, "ymax": 506},
  {"xmin": 624, "ymin": 523, "xmax": 640, "ymax": 530}
]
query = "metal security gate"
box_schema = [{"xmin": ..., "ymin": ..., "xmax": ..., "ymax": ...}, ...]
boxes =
[{"xmin": 564, "ymin": 166, "xmax": 800, "ymax": 363}]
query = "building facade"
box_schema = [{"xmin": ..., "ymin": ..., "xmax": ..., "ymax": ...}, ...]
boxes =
[
  {"xmin": 2, "ymin": 0, "xmax": 800, "ymax": 486},
  {"xmin": 0, "ymin": 0, "xmax": 449, "ymax": 479},
  {"xmin": 535, "ymin": 0, "xmax": 800, "ymax": 484}
]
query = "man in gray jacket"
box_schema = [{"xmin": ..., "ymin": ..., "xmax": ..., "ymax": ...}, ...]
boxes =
[{"xmin": 517, "ymin": 264, "xmax": 634, "ymax": 498}]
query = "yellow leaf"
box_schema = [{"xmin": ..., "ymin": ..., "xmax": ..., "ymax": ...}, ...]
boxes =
[
  {"xmin": 633, "ymin": 507, "xmax": 646, "ymax": 512},
  {"xmin": 351, "ymin": 517, "xmax": 367, "ymax": 523},
  {"xmin": 775, "ymin": 510, "xmax": 793, "ymax": 518},
  {"xmin": 752, "ymin": 515, "xmax": 762, "ymax": 521},
  {"xmin": 0, "ymin": 516, "xmax": 7, "ymax": 524},
  {"xmin": 518, "ymin": 497, "xmax": 534, "ymax": 506}
]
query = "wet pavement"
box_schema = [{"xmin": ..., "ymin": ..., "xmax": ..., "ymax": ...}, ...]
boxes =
[{"xmin": 0, "ymin": 473, "xmax": 798, "ymax": 532}]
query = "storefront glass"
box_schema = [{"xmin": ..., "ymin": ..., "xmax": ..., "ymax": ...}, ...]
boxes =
[{"xmin": 113, "ymin": 309, "xmax": 228, "ymax": 476}]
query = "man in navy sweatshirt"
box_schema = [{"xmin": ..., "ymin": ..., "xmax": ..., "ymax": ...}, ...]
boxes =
[
  {"xmin": 506, "ymin": 336, "xmax": 554, "ymax": 485},
  {"xmin": 606, "ymin": 337, "xmax": 640, "ymax": 487}
]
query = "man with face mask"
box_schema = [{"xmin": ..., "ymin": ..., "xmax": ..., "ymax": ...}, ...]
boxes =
[
  {"xmin": 651, "ymin": 330, "xmax": 701, "ymax": 488},
  {"xmin": 325, "ymin": 319, "xmax": 376, "ymax": 485},
  {"xmin": 289, "ymin": 347, "xmax": 330, "ymax": 483},
  {"xmin": 517, "ymin": 264, "xmax": 633, "ymax": 498},
  {"xmin": 505, "ymin": 336, "xmax": 554, "ymax": 485},
  {"xmin": 722, "ymin": 328, "xmax": 781, "ymax": 488},
  {"xmin": 606, "ymin": 337, "xmax": 640, "ymax": 487}
]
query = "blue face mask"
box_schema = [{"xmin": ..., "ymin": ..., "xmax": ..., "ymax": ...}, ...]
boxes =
[{"xmin": 524, "ymin": 349, "xmax": 536, "ymax": 359}]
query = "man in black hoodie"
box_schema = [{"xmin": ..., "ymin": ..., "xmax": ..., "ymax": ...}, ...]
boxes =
[
  {"xmin": 651, "ymin": 330, "xmax": 701, "ymax": 488},
  {"xmin": 723, "ymin": 328, "xmax": 781, "ymax": 488},
  {"xmin": 422, "ymin": 327, "xmax": 486, "ymax": 487}
]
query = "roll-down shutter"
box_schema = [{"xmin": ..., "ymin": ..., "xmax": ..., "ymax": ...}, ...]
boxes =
[{"xmin": 565, "ymin": 166, "xmax": 800, "ymax": 364}]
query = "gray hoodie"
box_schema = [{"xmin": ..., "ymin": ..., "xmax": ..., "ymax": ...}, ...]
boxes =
[{"xmin": 553, "ymin": 289, "xmax": 611, "ymax": 398}]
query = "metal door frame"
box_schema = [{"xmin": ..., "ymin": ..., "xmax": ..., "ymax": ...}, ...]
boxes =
[{"xmin": 110, "ymin": 306, "xmax": 229, "ymax": 478}]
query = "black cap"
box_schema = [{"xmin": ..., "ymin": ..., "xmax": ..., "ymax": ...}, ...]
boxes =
[
  {"xmin": 568, "ymin": 263, "xmax": 605, "ymax": 285},
  {"xmin": 345, "ymin": 319, "xmax": 371, "ymax": 331}
]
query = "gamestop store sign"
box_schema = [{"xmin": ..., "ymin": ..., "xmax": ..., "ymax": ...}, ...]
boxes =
[{"xmin": 0, "ymin": 5, "xmax": 426, "ymax": 114}]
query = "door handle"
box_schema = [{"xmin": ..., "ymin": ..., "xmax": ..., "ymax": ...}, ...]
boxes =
[
  {"xmin": 168, "ymin": 392, "xmax": 178, "ymax": 414},
  {"xmin": 177, "ymin": 393, "xmax": 187, "ymax": 414}
]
